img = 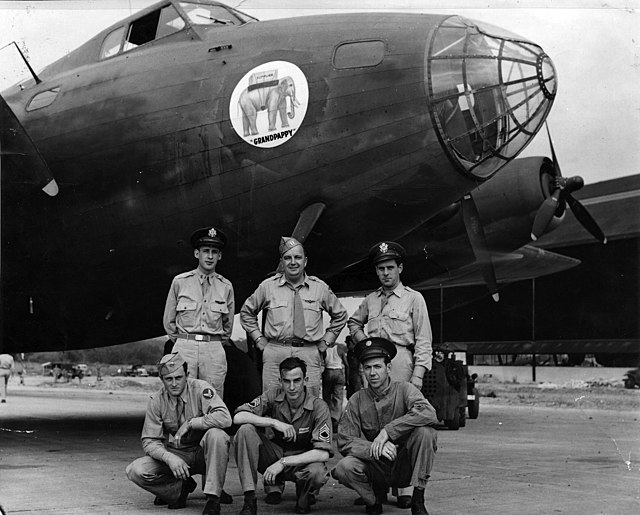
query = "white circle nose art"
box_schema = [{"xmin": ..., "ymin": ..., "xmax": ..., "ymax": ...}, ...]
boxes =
[{"xmin": 229, "ymin": 61, "xmax": 309, "ymax": 148}]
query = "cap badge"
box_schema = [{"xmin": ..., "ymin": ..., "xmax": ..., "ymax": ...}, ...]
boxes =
[
  {"xmin": 208, "ymin": 228, "xmax": 217, "ymax": 238},
  {"xmin": 366, "ymin": 341, "xmax": 372, "ymax": 347},
  {"xmin": 379, "ymin": 242, "xmax": 389, "ymax": 253}
]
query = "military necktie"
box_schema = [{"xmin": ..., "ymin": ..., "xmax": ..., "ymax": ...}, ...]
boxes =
[
  {"xmin": 176, "ymin": 397, "xmax": 185, "ymax": 426},
  {"xmin": 292, "ymin": 287, "xmax": 306, "ymax": 339}
]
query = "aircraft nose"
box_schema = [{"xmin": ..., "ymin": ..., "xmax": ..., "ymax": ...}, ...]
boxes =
[{"xmin": 426, "ymin": 16, "xmax": 557, "ymax": 180}]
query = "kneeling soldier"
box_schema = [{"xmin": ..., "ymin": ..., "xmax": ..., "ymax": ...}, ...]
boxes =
[
  {"xmin": 332, "ymin": 338, "xmax": 438, "ymax": 515},
  {"xmin": 126, "ymin": 353, "xmax": 232, "ymax": 514},
  {"xmin": 234, "ymin": 357, "xmax": 332, "ymax": 515}
]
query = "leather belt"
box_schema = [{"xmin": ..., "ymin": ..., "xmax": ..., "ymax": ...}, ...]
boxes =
[
  {"xmin": 177, "ymin": 334, "xmax": 220, "ymax": 342},
  {"xmin": 272, "ymin": 337, "xmax": 313, "ymax": 348}
]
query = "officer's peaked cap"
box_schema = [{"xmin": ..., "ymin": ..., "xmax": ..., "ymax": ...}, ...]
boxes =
[
  {"xmin": 354, "ymin": 337, "xmax": 397, "ymax": 363},
  {"xmin": 369, "ymin": 241, "xmax": 405, "ymax": 265},
  {"xmin": 190, "ymin": 226, "xmax": 227, "ymax": 249}
]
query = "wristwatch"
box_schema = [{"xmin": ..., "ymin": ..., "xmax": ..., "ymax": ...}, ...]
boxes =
[{"xmin": 279, "ymin": 457, "xmax": 288, "ymax": 467}]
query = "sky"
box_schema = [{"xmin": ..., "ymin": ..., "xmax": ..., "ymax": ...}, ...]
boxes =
[{"xmin": 0, "ymin": 0, "xmax": 638, "ymax": 185}]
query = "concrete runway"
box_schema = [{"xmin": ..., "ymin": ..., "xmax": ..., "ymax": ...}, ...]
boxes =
[{"xmin": 1, "ymin": 388, "xmax": 639, "ymax": 515}]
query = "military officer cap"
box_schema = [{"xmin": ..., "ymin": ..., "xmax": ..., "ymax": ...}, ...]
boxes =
[
  {"xmin": 279, "ymin": 236, "xmax": 304, "ymax": 256},
  {"xmin": 369, "ymin": 241, "xmax": 406, "ymax": 265},
  {"xmin": 190, "ymin": 226, "xmax": 227, "ymax": 249},
  {"xmin": 158, "ymin": 352, "xmax": 186, "ymax": 376},
  {"xmin": 354, "ymin": 336, "xmax": 397, "ymax": 363}
]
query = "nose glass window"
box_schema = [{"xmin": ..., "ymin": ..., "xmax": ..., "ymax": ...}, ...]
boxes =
[{"xmin": 427, "ymin": 16, "xmax": 557, "ymax": 179}]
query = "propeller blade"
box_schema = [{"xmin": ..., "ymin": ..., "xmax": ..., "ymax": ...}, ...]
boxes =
[
  {"xmin": 564, "ymin": 191, "xmax": 607, "ymax": 244},
  {"xmin": 461, "ymin": 194, "xmax": 499, "ymax": 301},
  {"xmin": 545, "ymin": 122, "xmax": 562, "ymax": 177},
  {"xmin": 531, "ymin": 189, "xmax": 561, "ymax": 241}
]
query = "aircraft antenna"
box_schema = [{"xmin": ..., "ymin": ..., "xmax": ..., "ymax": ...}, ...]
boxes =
[{"xmin": 0, "ymin": 42, "xmax": 41, "ymax": 85}]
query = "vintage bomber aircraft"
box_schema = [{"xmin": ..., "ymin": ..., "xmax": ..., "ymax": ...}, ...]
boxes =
[{"xmin": 1, "ymin": 0, "xmax": 603, "ymax": 354}]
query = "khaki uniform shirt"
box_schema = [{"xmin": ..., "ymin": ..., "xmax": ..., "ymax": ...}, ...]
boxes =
[
  {"xmin": 163, "ymin": 269, "xmax": 234, "ymax": 343},
  {"xmin": 240, "ymin": 273, "xmax": 347, "ymax": 345},
  {"xmin": 337, "ymin": 380, "xmax": 438, "ymax": 460},
  {"xmin": 348, "ymin": 283, "xmax": 432, "ymax": 371},
  {"xmin": 141, "ymin": 377, "xmax": 231, "ymax": 461},
  {"xmin": 0, "ymin": 354, "xmax": 14, "ymax": 370},
  {"xmin": 235, "ymin": 386, "xmax": 333, "ymax": 457}
]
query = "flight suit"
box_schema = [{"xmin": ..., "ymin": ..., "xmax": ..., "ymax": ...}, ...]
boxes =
[
  {"xmin": 234, "ymin": 386, "xmax": 333, "ymax": 496},
  {"xmin": 333, "ymin": 380, "xmax": 438, "ymax": 506},
  {"xmin": 163, "ymin": 269, "xmax": 234, "ymax": 399},
  {"xmin": 240, "ymin": 272, "xmax": 347, "ymax": 396},
  {"xmin": 126, "ymin": 377, "xmax": 232, "ymax": 503}
]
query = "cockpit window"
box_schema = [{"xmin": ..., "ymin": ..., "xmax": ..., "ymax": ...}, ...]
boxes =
[
  {"xmin": 122, "ymin": 4, "xmax": 185, "ymax": 52},
  {"xmin": 427, "ymin": 16, "xmax": 557, "ymax": 179},
  {"xmin": 179, "ymin": 2, "xmax": 255, "ymax": 26}
]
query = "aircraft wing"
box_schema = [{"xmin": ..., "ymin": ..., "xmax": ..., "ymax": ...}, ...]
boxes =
[
  {"xmin": 0, "ymin": 94, "xmax": 58, "ymax": 196},
  {"xmin": 411, "ymin": 245, "xmax": 579, "ymax": 291}
]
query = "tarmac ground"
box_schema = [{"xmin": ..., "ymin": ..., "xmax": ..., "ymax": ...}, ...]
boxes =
[{"xmin": 0, "ymin": 382, "xmax": 639, "ymax": 515}]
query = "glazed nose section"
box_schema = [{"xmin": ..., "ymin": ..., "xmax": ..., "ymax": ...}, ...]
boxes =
[{"xmin": 427, "ymin": 16, "xmax": 557, "ymax": 179}]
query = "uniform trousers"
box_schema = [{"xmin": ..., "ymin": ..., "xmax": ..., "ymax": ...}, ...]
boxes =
[
  {"xmin": 234, "ymin": 424, "xmax": 329, "ymax": 496},
  {"xmin": 172, "ymin": 338, "xmax": 227, "ymax": 399},
  {"xmin": 126, "ymin": 428, "xmax": 230, "ymax": 502},
  {"xmin": 262, "ymin": 342, "xmax": 322, "ymax": 398},
  {"xmin": 0, "ymin": 369, "xmax": 10, "ymax": 400},
  {"xmin": 321, "ymin": 368, "xmax": 345, "ymax": 429},
  {"xmin": 332, "ymin": 426, "xmax": 437, "ymax": 506},
  {"xmin": 389, "ymin": 345, "xmax": 414, "ymax": 383}
]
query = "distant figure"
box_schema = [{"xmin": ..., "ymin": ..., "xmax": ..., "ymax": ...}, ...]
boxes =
[
  {"xmin": 163, "ymin": 226, "xmax": 234, "ymax": 400},
  {"xmin": 53, "ymin": 365, "xmax": 62, "ymax": 383},
  {"xmin": 233, "ymin": 357, "xmax": 333, "ymax": 515},
  {"xmin": 332, "ymin": 337, "xmax": 438, "ymax": 515},
  {"xmin": 240, "ymin": 236, "xmax": 347, "ymax": 397},
  {"xmin": 322, "ymin": 342, "xmax": 348, "ymax": 432},
  {"xmin": 126, "ymin": 352, "xmax": 232, "ymax": 514},
  {"xmin": 0, "ymin": 354, "xmax": 15, "ymax": 403}
]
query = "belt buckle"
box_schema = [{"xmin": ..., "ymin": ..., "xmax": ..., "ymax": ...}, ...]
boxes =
[{"xmin": 195, "ymin": 334, "xmax": 206, "ymax": 341}]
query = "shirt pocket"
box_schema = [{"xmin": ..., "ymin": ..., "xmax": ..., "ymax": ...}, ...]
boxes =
[
  {"xmin": 207, "ymin": 300, "xmax": 229, "ymax": 332},
  {"xmin": 176, "ymin": 299, "xmax": 198, "ymax": 326},
  {"xmin": 388, "ymin": 309, "xmax": 410, "ymax": 336}
]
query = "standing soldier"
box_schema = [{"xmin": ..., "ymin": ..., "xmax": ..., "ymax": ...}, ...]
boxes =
[
  {"xmin": 347, "ymin": 241, "xmax": 433, "ymax": 508},
  {"xmin": 163, "ymin": 226, "xmax": 234, "ymax": 400},
  {"xmin": 240, "ymin": 237, "xmax": 347, "ymax": 397}
]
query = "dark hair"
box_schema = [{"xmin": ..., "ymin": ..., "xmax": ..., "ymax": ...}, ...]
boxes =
[{"xmin": 279, "ymin": 357, "xmax": 307, "ymax": 378}]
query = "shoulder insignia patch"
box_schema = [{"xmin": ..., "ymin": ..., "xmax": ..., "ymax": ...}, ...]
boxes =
[
  {"xmin": 248, "ymin": 397, "xmax": 261, "ymax": 409},
  {"xmin": 318, "ymin": 422, "xmax": 331, "ymax": 443},
  {"xmin": 202, "ymin": 388, "xmax": 214, "ymax": 399}
]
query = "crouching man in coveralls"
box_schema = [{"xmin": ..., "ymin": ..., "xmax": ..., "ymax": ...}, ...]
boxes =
[
  {"xmin": 126, "ymin": 352, "xmax": 231, "ymax": 515},
  {"xmin": 332, "ymin": 338, "xmax": 438, "ymax": 515}
]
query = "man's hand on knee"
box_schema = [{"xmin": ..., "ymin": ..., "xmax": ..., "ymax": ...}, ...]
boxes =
[{"xmin": 165, "ymin": 454, "xmax": 190, "ymax": 480}]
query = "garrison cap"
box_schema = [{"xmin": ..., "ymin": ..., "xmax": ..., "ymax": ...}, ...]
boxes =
[
  {"xmin": 279, "ymin": 236, "xmax": 303, "ymax": 256},
  {"xmin": 190, "ymin": 226, "xmax": 227, "ymax": 249},
  {"xmin": 354, "ymin": 337, "xmax": 397, "ymax": 364},
  {"xmin": 369, "ymin": 241, "xmax": 405, "ymax": 265},
  {"xmin": 158, "ymin": 352, "xmax": 186, "ymax": 376}
]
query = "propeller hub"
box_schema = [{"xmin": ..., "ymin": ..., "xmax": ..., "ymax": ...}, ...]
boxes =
[{"xmin": 561, "ymin": 176, "xmax": 584, "ymax": 193}]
